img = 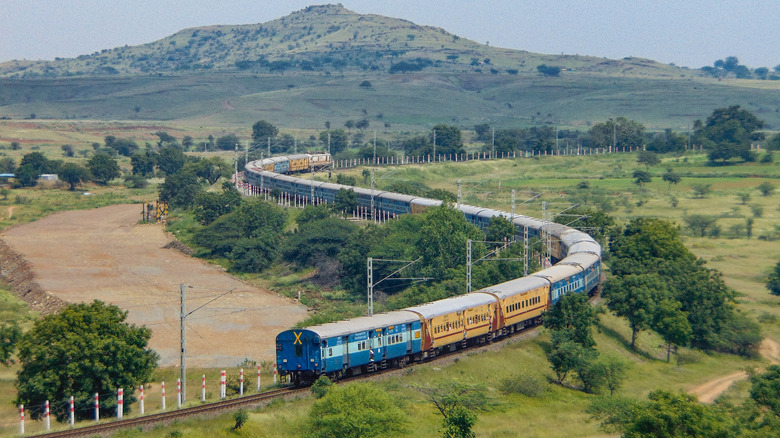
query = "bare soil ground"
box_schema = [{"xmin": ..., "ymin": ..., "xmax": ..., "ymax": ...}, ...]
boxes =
[
  {"xmin": 689, "ymin": 337, "xmax": 780, "ymax": 403},
  {"xmin": 0, "ymin": 204, "xmax": 307, "ymax": 367}
]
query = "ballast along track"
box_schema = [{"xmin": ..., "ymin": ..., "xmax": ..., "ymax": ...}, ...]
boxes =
[{"xmin": 28, "ymin": 387, "xmax": 305, "ymax": 438}]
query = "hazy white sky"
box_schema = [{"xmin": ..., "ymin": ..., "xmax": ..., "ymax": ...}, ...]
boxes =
[{"xmin": 1, "ymin": 1, "xmax": 778, "ymax": 69}]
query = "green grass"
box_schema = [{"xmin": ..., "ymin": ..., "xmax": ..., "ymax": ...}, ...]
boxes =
[{"xmin": 0, "ymin": 150, "xmax": 778, "ymax": 436}]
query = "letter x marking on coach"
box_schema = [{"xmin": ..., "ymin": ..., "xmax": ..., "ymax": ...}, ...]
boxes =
[{"xmin": 294, "ymin": 332, "xmax": 302, "ymax": 345}]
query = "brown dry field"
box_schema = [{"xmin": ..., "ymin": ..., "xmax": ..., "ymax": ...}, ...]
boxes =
[{"xmin": 1, "ymin": 204, "xmax": 307, "ymax": 367}]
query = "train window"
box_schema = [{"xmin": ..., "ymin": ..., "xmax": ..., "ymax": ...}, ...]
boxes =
[
  {"xmin": 328, "ymin": 348, "xmax": 332, "ymax": 357},
  {"xmin": 295, "ymin": 344, "xmax": 302, "ymax": 357}
]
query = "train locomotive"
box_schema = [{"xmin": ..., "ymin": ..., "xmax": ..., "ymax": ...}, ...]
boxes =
[{"xmin": 243, "ymin": 154, "xmax": 602, "ymax": 385}]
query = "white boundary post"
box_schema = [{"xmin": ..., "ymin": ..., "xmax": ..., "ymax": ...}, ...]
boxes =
[
  {"xmin": 161, "ymin": 381, "xmax": 166, "ymax": 412},
  {"xmin": 220, "ymin": 370, "xmax": 226, "ymax": 399},
  {"xmin": 69, "ymin": 396, "xmax": 74, "ymax": 427},
  {"xmin": 94, "ymin": 393, "xmax": 99, "ymax": 422},
  {"xmin": 273, "ymin": 363, "xmax": 278, "ymax": 385},
  {"xmin": 44, "ymin": 400, "xmax": 50, "ymax": 430},
  {"xmin": 177, "ymin": 379, "xmax": 182, "ymax": 408},
  {"xmin": 140, "ymin": 385, "xmax": 145, "ymax": 415},
  {"xmin": 19, "ymin": 404, "xmax": 24, "ymax": 435},
  {"xmin": 202, "ymin": 374, "xmax": 206, "ymax": 402},
  {"xmin": 240, "ymin": 369, "xmax": 244, "ymax": 396},
  {"xmin": 257, "ymin": 365, "xmax": 261, "ymax": 392},
  {"xmin": 117, "ymin": 388, "xmax": 123, "ymax": 418}
]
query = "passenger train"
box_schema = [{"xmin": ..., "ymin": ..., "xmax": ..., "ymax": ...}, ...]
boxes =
[{"xmin": 243, "ymin": 153, "xmax": 602, "ymax": 385}]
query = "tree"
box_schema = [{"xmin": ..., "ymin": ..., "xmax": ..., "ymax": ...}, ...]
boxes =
[
  {"xmin": 87, "ymin": 153, "xmax": 120, "ymax": 185},
  {"xmin": 691, "ymin": 183, "xmax": 712, "ymax": 198},
  {"xmin": 646, "ymin": 129, "xmax": 686, "ymax": 153},
  {"xmin": 683, "ymin": 214, "xmax": 718, "ymax": 237},
  {"xmin": 251, "ymin": 120, "xmax": 278, "ymax": 146},
  {"xmin": 589, "ymin": 117, "xmax": 645, "ymax": 150},
  {"xmin": 608, "ymin": 390, "xmax": 737, "ymax": 437},
  {"xmin": 652, "ymin": 299, "xmax": 691, "ymax": 362},
  {"xmin": 757, "ymin": 182, "xmax": 775, "ymax": 196},
  {"xmin": 194, "ymin": 184, "xmax": 242, "ymax": 225},
  {"xmin": 158, "ymin": 166, "xmax": 203, "ymax": 208},
  {"xmin": 637, "ymin": 151, "xmax": 660, "ymax": 168},
  {"xmin": 131, "ymin": 150, "xmax": 157, "ymax": 176},
  {"xmin": 216, "ymin": 134, "xmax": 240, "ymax": 151},
  {"xmin": 767, "ymin": 261, "xmax": 780, "ymax": 296},
  {"xmin": 431, "ymin": 124, "xmax": 465, "ymax": 156},
  {"xmin": 543, "ymin": 292, "xmax": 599, "ymax": 349},
  {"xmin": 59, "ymin": 162, "xmax": 91, "ymax": 191},
  {"xmin": 441, "ymin": 404, "xmax": 477, "ymax": 438},
  {"xmin": 662, "ymin": 169, "xmax": 681, "ymax": 189},
  {"xmin": 416, "ymin": 206, "xmax": 485, "ymax": 277},
  {"xmin": 14, "ymin": 164, "xmax": 39, "ymax": 187},
  {"xmin": 19, "ymin": 151, "xmax": 53, "ymax": 174},
  {"xmin": 0, "ymin": 323, "xmax": 21, "ymax": 366},
  {"xmin": 153, "ymin": 131, "xmax": 178, "ymax": 148},
  {"xmin": 156, "ymin": 145, "xmax": 187, "ymax": 175},
  {"xmin": 603, "ymin": 274, "xmax": 669, "ymax": 349},
  {"xmin": 694, "ymin": 105, "xmax": 765, "ymax": 164},
  {"xmin": 548, "ymin": 333, "xmax": 592, "ymax": 384},
  {"xmin": 537, "ymin": 64, "xmax": 561, "ymax": 77},
  {"xmin": 110, "ymin": 138, "xmax": 139, "ymax": 157},
  {"xmin": 311, "ymin": 375, "xmax": 333, "ymax": 399},
  {"xmin": 484, "ymin": 216, "xmax": 515, "ymax": 243},
  {"xmin": 14, "ymin": 301, "xmax": 158, "ymax": 421},
  {"xmin": 359, "ymin": 80, "xmax": 372, "ymax": 89},
  {"xmin": 750, "ymin": 365, "xmax": 780, "ymax": 417},
  {"xmin": 306, "ymin": 383, "xmax": 406, "ymax": 438},
  {"xmin": 192, "ymin": 156, "xmax": 230, "ymax": 184},
  {"xmin": 319, "ymin": 129, "xmax": 348, "ymax": 155},
  {"xmin": 332, "ymin": 188, "xmax": 358, "ymax": 217},
  {"xmin": 632, "ymin": 170, "xmax": 651, "ymax": 187}
]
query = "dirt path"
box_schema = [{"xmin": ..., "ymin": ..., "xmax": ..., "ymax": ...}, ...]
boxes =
[
  {"xmin": 0, "ymin": 204, "xmax": 307, "ymax": 367},
  {"xmin": 689, "ymin": 337, "xmax": 780, "ymax": 403}
]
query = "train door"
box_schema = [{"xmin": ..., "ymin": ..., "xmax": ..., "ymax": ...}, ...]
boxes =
[
  {"xmin": 368, "ymin": 330, "xmax": 377, "ymax": 363},
  {"xmin": 406, "ymin": 324, "xmax": 413, "ymax": 353},
  {"xmin": 342, "ymin": 336, "xmax": 349, "ymax": 369}
]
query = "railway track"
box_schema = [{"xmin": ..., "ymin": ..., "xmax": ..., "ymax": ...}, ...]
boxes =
[
  {"xmin": 27, "ymin": 387, "xmax": 307, "ymax": 438},
  {"xmin": 28, "ymin": 324, "xmax": 546, "ymax": 438}
]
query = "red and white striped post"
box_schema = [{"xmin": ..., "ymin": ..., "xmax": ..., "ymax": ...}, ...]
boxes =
[
  {"xmin": 117, "ymin": 388, "xmax": 123, "ymax": 418},
  {"xmin": 202, "ymin": 374, "xmax": 206, "ymax": 402},
  {"xmin": 19, "ymin": 404, "xmax": 24, "ymax": 435},
  {"xmin": 44, "ymin": 400, "xmax": 50, "ymax": 430},
  {"xmin": 240, "ymin": 369, "xmax": 244, "ymax": 396},
  {"xmin": 177, "ymin": 379, "xmax": 182, "ymax": 408},
  {"xmin": 94, "ymin": 393, "xmax": 99, "ymax": 422},
  {"xmin": 273, "ymin": 363, "xmax": 278, "ymax": 385},
  {"xmin": 257, "ymin": 365, "xmax": 261, "ymax": 392},
  {"xmin": 220, "ymin": 370, "xmax": 226, "ymax": 399},
  {"xmin": 161, "ymin": 381, "xmax": 166, "ymax": 411},
  {"xmin": 140, "ymin": 385, "xmax": 145, "ymax": 415},
  {"xmin": 69, "ymin": 396, "xmax": 74, "ymax": 427}
]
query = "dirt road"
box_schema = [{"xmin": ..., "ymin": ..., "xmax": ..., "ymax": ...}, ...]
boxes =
[
  {"xmin": 1, "ymin": 204, "xmax": 307, "ymax": 367},
  {"xmin": 689, "ymin": 337, "xmax": 780, "ymax": 403}
]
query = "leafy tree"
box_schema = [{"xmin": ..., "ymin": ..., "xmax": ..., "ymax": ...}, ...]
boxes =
[
  {"xmin": 157, "ymin": 145, "xmax": 187, "ymax": 175},
  {"xmin": 768, "ymin": 133, "xmax": 780, "ymax": 151},
  {"xmin": 537, "ymin": 64, "xmax": 561, "ymax": 77},
  {"xmin": 431, "ymin": 124, "xmax": 465, "ymax": 156},
  {"xmin": 548, "ymin": 332, "xmax": 592, "ymax": 384},
  {"xmin": 355, "ymin": 118, "xmax": 370, "ymax": 131},
  {"xmin": 216, "ymin": 134, "xmax": 240, "ymax": 151},
  {"xmin": 603, "ymin": 273, "xmax": 669, "ymax": 349},
  {"xmin": 281, "ymin": 217, "xmax": 359, "ymax": 267},
  {"xmin": 311, "ymin": 375, "xmax": 333, "ymax": 399},
  {"xmin": 332, "ymin": 188, "xmax": 358, "ymax": 217},
  {"xmin": 757, "ymin": 182, "xmax": 775, "ymax": 196},
  {"xmin": 662, "ymin": 169, "xmax": 681, "ymax": 188},
  {"xmin": 19, "ymin": 152, "xmax": 53, "ymax": 174},
  {"xmin": 87, "ymin": 153, "xmax": 120, "ymax": 185},
  {"xmin": 577, "ymin": 354, "xmax": 629, "ymax": 395},
  {"xmin": 131, "ymin": 150, "xmax": 157, "ymax": 176},
  {"xmin": 153, "ymin": 131, "xmax": 178, "ymax": 148},
  {"xmin": 694, "ymin": 105, "xmax": 765, "ymax": 163},
  {"xmin": 637, "ymin": 151, "xmax": 660, "ymax": 168},
  {"xmin": 15, "ymin": 164, "xmax": 40, "ymax": 187},
  {"xmin": 252, "ymin": 120, "xmax": 278, "ymax": 146},
  {"xmin": 691, "ymin": 183, "xmax": 712, "ymax": 198},
  {"xmin": 683, "ymin": 214, "xmax": 718, "ymax": 237},
  {"xmin": 0, "ymin": 157, "xmax": 16, "ymax": 174},
  {"xmin": 306, "ymin": 383, "xmax": 406, "ymax": 438},
  {"xmin": 646, "ymin": 129, "xmax": 686, "ymax": 153},
  {"xmin": 0, "ymin": 323, "xmax": 21, "ymax": 365},
  {"xmin": 14, "ymin": 301, "xmax": 158, "ymax": 421},
  {"xmin": 608, "ymin": 390, "xmax": 738, "ymax": 437},
  {"xmin": 232, "ymin": 409, "xmax": 248, "ymax": 431},
  {"xmin": 158, "ymin": 166, "xmax": 203, "ymax": 208},
  {"xmin": 110, "ymin": 138, "xmax": 139, "ymax": 157},
  {"xmin": 416, "ymin": 206, "xmax": 484, "ymax": 278},
  {"xmin": 652, "ymin": 299, "xmax": 691, "ymax": 362},
  {"xmin": 59, "ymin": 162, "xmax": 91, "ymax": 191},
  {"xmin": 359, "ymin": 80, "xmax": 372, "ymax": 89},
  {"xmin": 543, "ymin": 292, "xmax": 599, "ymax": 349},
  {"xmin": 632, "ymin": 170, "xmax": 651, "ymax": 187},
  {"xmin": 193, "ymin": 184, "xmax": 242, "ymax": 225},
  {"xmin": 182, "ymin": 135, "xmax": 194, "ymax": 150},
  {"xmin": 750, "ymin": 365, "xmax": 780, "ymax": 417},
  {"xmin": 297, "ymin": 204, "xmax": 334, "ymax": 226},
  {"xmin": 319, "ymin": 129, "xmax": 348, "ymax": 155},
  {"xmin": 767, "ymin": 261, "xmax": 780, "ymax": 296},
  {"xmin": 192, "ymin": 156, "xmax": 230, "ymax": 184},
  {"xmin": 589, "ymin": 117, "xmax": 645, "ymax": 150},
  {"xmin": 441, "ymin": 404, "xmax": 477, "ymax": 438},
  {"xmin": 484, "ymin": 216, "xmax": 515, "ymax": 243}
]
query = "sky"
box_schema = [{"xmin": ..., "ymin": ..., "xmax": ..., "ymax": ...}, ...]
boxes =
[{"xmin": 1, "ymin": 0, "xmax": 778, "ymax": 69}]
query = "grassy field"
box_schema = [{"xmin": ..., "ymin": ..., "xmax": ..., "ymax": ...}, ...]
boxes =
[{"xmin": 0, "ymin": 149, "xmax": 778, "ymax": 437}]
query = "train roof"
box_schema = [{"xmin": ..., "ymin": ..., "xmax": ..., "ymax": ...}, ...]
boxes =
[
  {"xmin": 404, "ymin": 293, "xmax": 496, "ymax": 319},
  {"xmin": 556, "ymin": 252, "xmax": 601, "ymax": 269},
  {"xmin": 567, "ymin": 240, "xmax": 602, "ymax": 257},
  {"xmin": 476, "ymin": 276, "xmax": 550, "ymax": 300},
  {"xmin": 410, "ymin": 198, "xmax": 443, "ymax": 208},
  {"xmin": 300, "ymin": 311, "xmax": 420, "ymax": 339},
  {"xmin": 377, "ymin": 192, "xmax": 419, "ymax": 203},
  {"xmin": 531, "ymin": 264, "xmax": 584, "ymax": 283}
]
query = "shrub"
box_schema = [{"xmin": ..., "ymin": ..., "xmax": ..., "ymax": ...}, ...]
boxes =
[{"xmin": 500, "ymin": 373, "xmax": 547, "ymax": 397}]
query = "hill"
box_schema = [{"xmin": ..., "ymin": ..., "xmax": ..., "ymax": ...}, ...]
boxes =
[{"xmin": 1, "ymin": 4, "xmax": 779, "ymax": 131}]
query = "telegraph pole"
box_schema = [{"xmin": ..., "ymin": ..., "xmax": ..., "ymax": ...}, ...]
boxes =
[
  {"xmin": 492, "ymin": 127, "xmax": 495, "ymax": 158},
  {"xmin": 373, "ymin": 130, "xmax": 377, "ymax": 165},
  {"xmin": 432, "ymin": 129, "xmax": 436, "ymax": 162},
  {"xmin": 180, "ymin": 284, "xmax": 186, "ymax": 404},
  {"xmin": 457, "ymin": 179, "xmax": 462, "ymax": 209},
  {"xmin": 233, "ymin": 143, "xmax": 238, "ymax": 189},
  {"xmin": 367, "ymin": 257, "xmax": 373, "ymax": 316},
  {"xmin": 466, "ymin": 239, "xmax": 472, "ymax": 293}
]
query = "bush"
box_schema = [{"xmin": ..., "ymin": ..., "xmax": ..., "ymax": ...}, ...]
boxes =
[
  {"xmin": 311, "ymin": 375, "xmax": 333, "ymax": 398},
  {"xmin": 500, "ymin": 373, "xmax": 547, "ymax": 397},
  {"xmin": 124, "ymin": 174, "xmax": 148, "ymax": 189}
]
